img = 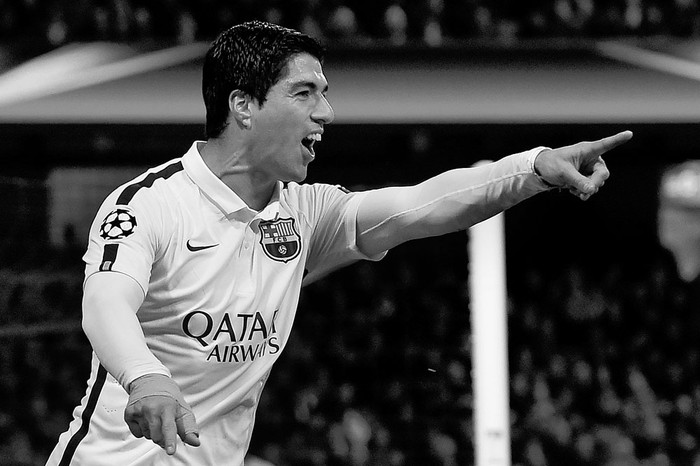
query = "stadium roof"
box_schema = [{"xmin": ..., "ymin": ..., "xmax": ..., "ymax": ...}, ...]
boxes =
[{"xmin": 0, "ymin": 38, "xmax": 699, "ymax": 124}]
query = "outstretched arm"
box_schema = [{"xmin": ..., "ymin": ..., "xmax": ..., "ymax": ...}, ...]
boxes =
[{"xmin": 356, "ymin": 131, "xmax": 632, "ymax": 256}]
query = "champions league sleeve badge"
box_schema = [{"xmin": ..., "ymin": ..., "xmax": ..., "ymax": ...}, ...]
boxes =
[
  {"xmin": 99, "ymin": 207, "xmax": 137, "ymax": 240},
  {"xmin": 259, "ymin": 218, "xmax": 301, "ymax": 263}
]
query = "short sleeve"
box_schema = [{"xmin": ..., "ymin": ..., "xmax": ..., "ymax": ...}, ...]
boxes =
[
  {"xmin": 296, "ymin": 184, "xmax": 386, "ymax": 285},
  {"xmin": 83, "ymin": 187, "xmax": 161, "ymax": 295}
]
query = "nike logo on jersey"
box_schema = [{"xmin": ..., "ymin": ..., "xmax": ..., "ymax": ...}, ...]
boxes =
[{"xmin": 186, "ymin": 240, "xmax": 219, "ymax": 252}]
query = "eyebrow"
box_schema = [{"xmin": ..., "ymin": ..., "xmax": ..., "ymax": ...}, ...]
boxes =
[{"xmin": 291, "ymin": 80, "xmax": 329, "ymax": 93}]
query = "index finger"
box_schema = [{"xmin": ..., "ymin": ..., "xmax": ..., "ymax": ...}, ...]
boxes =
[
  {"xmin": 160, "ymin": 409, "xmax": 178, "ymax": 455},
  {"xmin": 585, "ymin": 130, "xmax": 633, "ymax": 157}
]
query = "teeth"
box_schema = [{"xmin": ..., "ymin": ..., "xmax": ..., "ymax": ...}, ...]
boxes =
[{"xmin": 306, "ymin": 133, "xmax": 322, "ymax": 142}]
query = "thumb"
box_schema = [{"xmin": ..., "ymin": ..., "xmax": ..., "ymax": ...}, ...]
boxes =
[
  {"xmin": 175, "ymin": 406, "xmax": 201, "ymax": 447},
  {"xmin": 562, "ymin": 165, "xmax": 596, "ymax": 195}
]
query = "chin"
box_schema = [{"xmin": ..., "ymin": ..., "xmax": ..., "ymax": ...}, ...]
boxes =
[{"xmin": 284, "ymin": 170, "xmax": 308, "ymax": 184}]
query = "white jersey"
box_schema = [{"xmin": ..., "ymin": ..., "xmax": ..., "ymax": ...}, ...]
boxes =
[{"xmin": 47, "ymin": 141, "xmax": 384, "ymax": 466}]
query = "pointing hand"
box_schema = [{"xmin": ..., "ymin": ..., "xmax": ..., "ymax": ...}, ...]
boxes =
[
  {"xmin": 534, "ymin": 130, "xmax": 633, "ymax": 200},
  {"xmin": 125, "ymin": 374, "xmax": 201, "ymax": 455}
]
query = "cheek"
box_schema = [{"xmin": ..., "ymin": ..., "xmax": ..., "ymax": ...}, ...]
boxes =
[
  {"xmin": 253, "ymin": 123, "xmax": 293, "ymax": 151},
  {"xmin": 262, "ymin": 116, "xmax": 297, "ymax": 144}
]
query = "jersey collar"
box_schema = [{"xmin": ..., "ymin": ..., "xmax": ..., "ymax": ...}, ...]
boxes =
[{"xmin": 182, "ymin": 141, "xmax": 282, "ymax": 219}]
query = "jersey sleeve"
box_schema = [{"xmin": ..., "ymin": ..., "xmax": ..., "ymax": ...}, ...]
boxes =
[
  {"xmin": 297, "ymin": 184, "xmax": 387, "ymax": 285},
  {"xmin": 83, "ymin": 183, "xmax": 164, "ymax": 295}
]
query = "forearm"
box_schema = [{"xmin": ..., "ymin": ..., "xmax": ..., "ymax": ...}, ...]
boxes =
[
  {"xmin": 82, "ymin": 272, "xmax": 170, "ymax": 390},
  {"xmin": 357, "ymin": 147, "xmax": 551, "ymax": 254}
]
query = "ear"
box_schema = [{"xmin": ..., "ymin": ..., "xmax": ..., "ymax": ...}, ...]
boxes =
[{"xmin": 228, "ymin": 89, "xmax": 253, "ymax": 129}]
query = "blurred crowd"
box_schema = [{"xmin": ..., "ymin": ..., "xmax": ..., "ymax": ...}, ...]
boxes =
[
  {"xmin": 2, "ymin": 231, "xmax": 700, "ymax": 465},
  {"xmin": 0, "ymin": 0, "xmax": 699, "ymax": 49}
]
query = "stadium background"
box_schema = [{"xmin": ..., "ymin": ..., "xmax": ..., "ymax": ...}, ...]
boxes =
[{"xmin": 2, "ymin": 1, "xmax": 700, "ymax": 465}]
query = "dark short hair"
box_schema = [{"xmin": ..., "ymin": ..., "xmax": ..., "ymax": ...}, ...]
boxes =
[{"xmin": 202, "ymin": 21, "xmax": 325, "ymax": 139}]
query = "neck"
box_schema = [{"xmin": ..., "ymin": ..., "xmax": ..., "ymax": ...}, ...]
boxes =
[{"xmin": 199, "ymin": 139, "xmax": 276, "ymax": 211}]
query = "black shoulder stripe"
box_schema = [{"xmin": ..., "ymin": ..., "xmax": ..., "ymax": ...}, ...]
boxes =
[
  {"xmin": 99, "ymin": 243, "xmax": 119, "ymax": 271},
  {"xmin": 116, "ymin": 161, "xmax": 183, "ymax": 205},
  {"xmin": 58, "ymin": 365, "xmax": 108, "ymax": 465}
]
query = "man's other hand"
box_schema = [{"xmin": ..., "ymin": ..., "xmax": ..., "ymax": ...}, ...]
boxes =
[{"xmin": 125, "ymin": 374, "xmax": 201, "ymax": 455}]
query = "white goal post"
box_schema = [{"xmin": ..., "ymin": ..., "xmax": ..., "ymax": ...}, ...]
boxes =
[{"xmin": 468, "ymin": 169, "xmax": 511, "ymax": 466}]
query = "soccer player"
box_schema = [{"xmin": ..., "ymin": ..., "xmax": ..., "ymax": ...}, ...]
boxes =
[{"xmin": 47, "ymin": 20, "xmax": 632, "ymax": 466}]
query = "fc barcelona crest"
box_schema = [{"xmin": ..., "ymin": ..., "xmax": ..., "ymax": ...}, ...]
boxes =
[{"xmin": 259, "ymin": 218, "xmax": 301, "ymax": 263}]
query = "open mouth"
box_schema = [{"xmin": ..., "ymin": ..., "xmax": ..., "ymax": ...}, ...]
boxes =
[{"xmin": 301, "ymin": 133, "xmax": 322, "ymax": 157}]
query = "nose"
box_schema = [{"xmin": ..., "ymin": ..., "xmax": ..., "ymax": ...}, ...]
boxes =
[{"xmin": 312, "ymin": 94, "xmax": 334, "ymax": 125}]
